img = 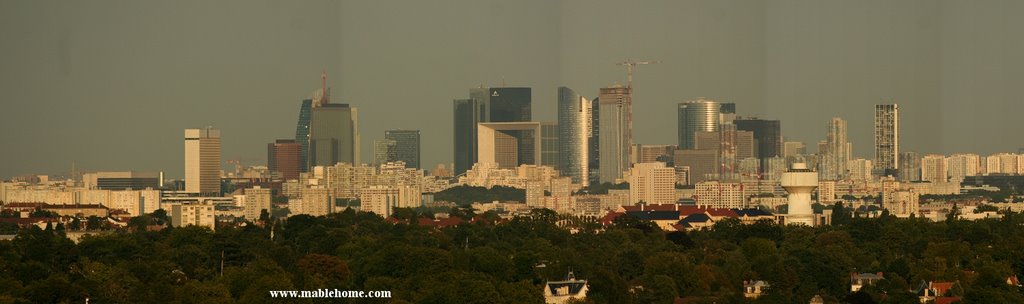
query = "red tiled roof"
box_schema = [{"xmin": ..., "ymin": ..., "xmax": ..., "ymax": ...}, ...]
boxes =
[
  {"xmin": 931, "ymin": 282, "xmax": 955, "ymax": 296},
  {"xmin": 599, "ymin": 212, "xmax": 624, "ymax": 225},
  {"xmin": 416, "ymin": 217, "xmax": 464, "ymax": 228},
  {"xmin": 706, "ymin": 209, "xmax": 738, "ymax": 217},
  {"xmin": 934, "ymin": 297, "xmax": 961, "ymax": 304}
]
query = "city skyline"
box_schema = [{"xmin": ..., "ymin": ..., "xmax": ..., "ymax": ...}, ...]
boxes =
[{"xmin": 4, "ymin": 1, "xmax": 1024, "ymax": 178}]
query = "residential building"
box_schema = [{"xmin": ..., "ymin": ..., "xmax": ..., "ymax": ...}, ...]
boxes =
[
  {"xmin": 171, "ymin": 203, "xmax": 215, "ymax": 231},
  {"xmin": 628, "ymin": 162, "xmax": 675, "ymax": 205},
  {"xmin": 243, "ymin": 186, "xmax": 272, "ymax": 220},
  {"xmin": 819, "ymin": 118, "xmax": 851, "ymax": 181},
  {"xmin": 921, "ymin": 154, "xmax": 948, "ymax": 183},
  {"xmin": 874, "ymin": 104, "xmax": 899, "ymax": 176}
]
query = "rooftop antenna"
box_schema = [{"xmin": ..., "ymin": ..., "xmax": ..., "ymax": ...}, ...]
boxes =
[{"xmin": 320, "ymin": 70, "xmax": 328, "ymax": 104}]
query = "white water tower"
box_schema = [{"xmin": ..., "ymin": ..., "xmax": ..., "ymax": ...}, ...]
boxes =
[{"xmin": 781, "ymin": 162, "xmax": 818, "ymax": 226}]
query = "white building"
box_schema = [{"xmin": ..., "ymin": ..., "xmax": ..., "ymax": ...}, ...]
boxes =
[
  {"xmin": 628, "ymin": 162, "xmax": 676, "ymax": 205},
  {"xmin": 243, "ymin": 186, "xmax": 272, "ymax": 220},
  {"xmin": 295, "ymin": 186, "xmax": 332, "ymax": 217},
  {"xmin": 695, "ymin": 181, "xmax": 745, "ymax": 209},
  {"xmin": 848, "ymin": 158, "xmax": 873, "ymax": 181},
  {"xmin": 920, "ymin": 154, "xmax": 948, "ymax": 183},
  {"xmin": 946, "ymin": 153, "xmax": 980, "ymax": 182},
  {"xmin": 882, "ymin": 189, "xmax": 919, "ymax": 218},
  {"xmin": 818, "ymin": 180, "xmax": 836, "ymax": 204},
  {"xmin": 184, "ymin": 127, "xmax": 221, "ymax": 195},
  {"xmin": 171, "ymin": 204, "xmax": 215, "ymax": 230}
]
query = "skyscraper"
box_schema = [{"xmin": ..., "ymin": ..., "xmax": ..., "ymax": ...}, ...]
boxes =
[
  {"xmin": 372, "ymin": 139, "xmax": 397, "ymax": 166},
  {"xmin": 294, "ymin": 99, "xmax": 312, "ymax": 172},
  {"xmin": 471, "ymin": 87, "xmax": 532, "ymax": 122},
  {"xmin": 184, "ymin": 127, "xmax": 221, "ymax": 195},
  {"xmin": 734, "ymin": 118, "xmax": 782, "ymax": 160},
  {"xmin": 385, "ymin": 130, "xmax": 421, "ymax": 169},
  {"xmin": 677, "ymin": 99, "xmax": 721, "ymax": 150},
  {"xmin": 453, "ymin": 87, "xmax": 532, "ymax": 175},
  {"xmin": 819, "ymin": 117, "xmax": 851, "ymax": 180},
  {"xmin": 874, "ymin": 104, "xmax": 899, "ymax": 176},
  {"xmin": 557, "ymin": 87, "xmax": 591, "ymax": 184},
  {"xmin": 541, "ymin": 122, "xmax": 559, "ymax": 168},
  {"xmin": 268, "ymin": 139, "xmax": 302, "ymax": 180},
  {"xmin": 453, "ymin": 98, "xmax": 483, "ymax": 175},
  {"xmin": 309, "ymin": 103, "xmax": 360, "ymax": 167},
  {"xmin": 598, "ymin": 86, "xmax": 632, "ymax": 183},
  {"xmin": 588, "ymin": 98, "xmax": 601, "ymax": 185}
]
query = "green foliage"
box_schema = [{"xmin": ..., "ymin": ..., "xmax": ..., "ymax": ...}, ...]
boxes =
[
  {"xmin": 576, "ymin": 182, "xmax": 629, "ymax": 195},
  {"xmin": 0, "ymin": 207, "xmax": 1024, "ymax": 302},
  {"xmin": 434, "ymin": 185, "xmax": 525, "ymax": 206}
]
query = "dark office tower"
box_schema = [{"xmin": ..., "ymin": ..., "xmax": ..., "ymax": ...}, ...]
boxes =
[
  {"xmin": 720, "ymin": 103, "xmax": 737, "ymax": 125},
  {"xmin": 385, "ymin": 130, "xmax": 421, "ymax": 169},
  {"xmin": 309, "ymin": 104, "xmax": 360, "ymax": 167},
  {"xmin": 471, "ymin": 87, "xmax": 532, "ymax": 122},
  {"xmin": 734, "ymin": 118, "xmax": 783, "ymax": 160},
  {"xmin": 677, "ymin": 99, "xmax": 721, "ymax": 150},
  {"xmin": 720, "ymin": 103, "xmax": 736, "ymax": 114},
  {"xmin": 541, "ymin": 122, "xmax": 559, "ymax": 168},
  {"xmin": 557, "ymin": 87, "xmax": 591, "ymax": 184},
  {"xmin": 294, "ymin": 99, "xmax": 312, "ymax": 172},
  {"xmin": 268, "ymin": 139, "xmax": 302, "ymax": 180},
  {"xmin": 588, "ymin": 97, "xmax": 601, "ymax": 186},
  {"xmin": 453, "ymin": 98, "xmax": 484, "ymax": 175}
]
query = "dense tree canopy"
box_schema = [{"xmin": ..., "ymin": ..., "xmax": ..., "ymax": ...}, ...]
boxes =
[{"xmin": 1, "ymin": 208, "xmax": 1023, "ymax": 303}]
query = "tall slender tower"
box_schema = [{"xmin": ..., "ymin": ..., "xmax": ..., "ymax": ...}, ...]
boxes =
[
  {"xmin": 874, "ymin": 104, "xmax": 899, "ymax": 176},
  {"xmin": 185, "ymin": 127, "xmax": 221, "ymax": 195},
  {"xmin": 294, "ymin": 99, "xmax": 312, "ymax": 172},
  {"xmin": 820, "ymin": 117, "xmax": 851, "ymax": 180},
  {"xmin": 598, "ymin": 85, "xmax": 632, "ymax": 183},
  {"xmin": 557, "ymin": 87, "xmax": 591, "ymax": 184}
]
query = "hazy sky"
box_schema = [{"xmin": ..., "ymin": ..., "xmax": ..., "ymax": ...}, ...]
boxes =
[{"xmin": 2, "ymin": 0, "xmax": 1023, "ymax": 179}]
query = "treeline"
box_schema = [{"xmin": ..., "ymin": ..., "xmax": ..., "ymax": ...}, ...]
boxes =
[
  {"xmin": 432, "ymin": 185, "xmax": 524, "ymax": 206},
  {"xmin": 1, "ymin": 208, "xmax": 1024, "ymax": 303}
]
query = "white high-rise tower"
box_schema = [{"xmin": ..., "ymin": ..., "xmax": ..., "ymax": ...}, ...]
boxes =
[
  {"xmin": 185, "ymin": 127, "xmax": 221, "ymax": 195},
  {"xmin": 782, "ymin": 162, "xmax": 818, "ymax": 226}
]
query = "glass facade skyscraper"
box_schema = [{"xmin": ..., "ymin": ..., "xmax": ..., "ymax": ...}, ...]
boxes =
[
  {"xmin": 309, "ymin": 103, "xmax": 360, "ymax": 167},
  {"xmin": 557, "ymin": 86, "xmax": 590, "ymax": 184},
  {"xmin": 677, "ymin": 99, "xmax": 721, "ymax": 150},
  {"xmin": 294, "ymin": 99, "xmax": 312, "ymax": 172},
  {"xmin": 734, "ymin": 118, "xmax": 783, "ymax": 160},
  {"xmin": 385, "ymin": 130, "xmax": 421, "ymax": 169},
  {"xmin": 598, "ymin": 86, "xmax": 632, "ymax": 183},
  {"xmin": 453, "ymin": 98, "xmax": 483, "ymax": 175}
]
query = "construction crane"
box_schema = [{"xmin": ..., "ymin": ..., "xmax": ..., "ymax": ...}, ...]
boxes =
[
  {"xmin": 615, "ymin": 59, "xmax": 660, "ymax": 88},
  {"xmin": 226, "ymin": 160, "xmax": 242, "ymax": 177}
]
